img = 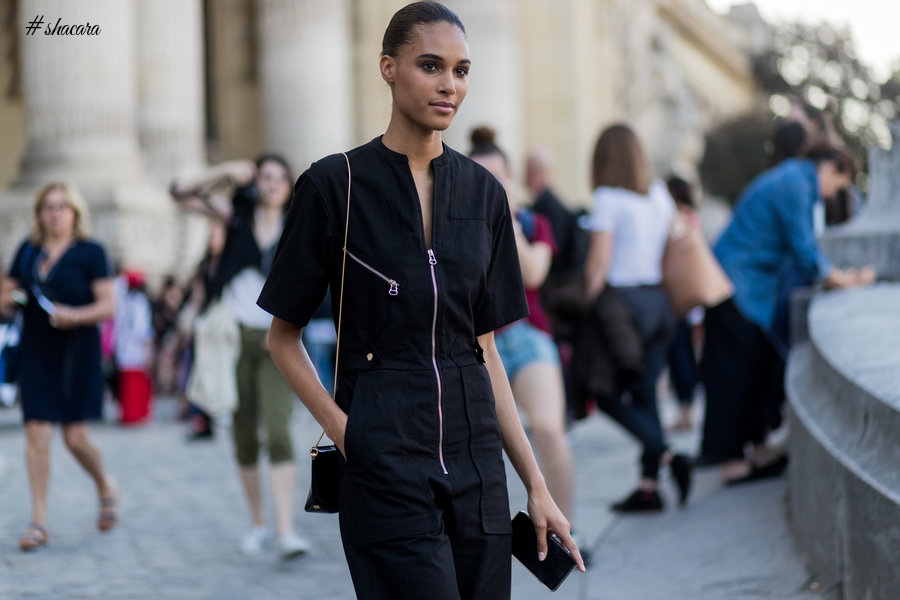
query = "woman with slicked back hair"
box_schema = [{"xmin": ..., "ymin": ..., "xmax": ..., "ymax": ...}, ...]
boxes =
[{"xmin": 261, "ymin": 2, "xmax": 584, "ymax": 597}]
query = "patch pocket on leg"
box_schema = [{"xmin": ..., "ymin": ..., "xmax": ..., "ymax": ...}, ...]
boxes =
[
  {"xmin": 460, "ymin": 364, "xmax": 512, "ymax": 534},
  {"xmin": 479, "ymin": 451, "xmax": 513, "ymax": 534}
]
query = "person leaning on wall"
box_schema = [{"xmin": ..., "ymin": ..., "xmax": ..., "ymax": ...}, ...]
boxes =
[{"xmin": 699, "ymin": 142, "xmax": 876, "ymax": 485}]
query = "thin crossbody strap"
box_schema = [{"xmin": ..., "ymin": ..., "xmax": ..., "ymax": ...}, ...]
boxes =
[{"xmin": 314, "ymin": 152, "xmax": 351, "ymax": 448}]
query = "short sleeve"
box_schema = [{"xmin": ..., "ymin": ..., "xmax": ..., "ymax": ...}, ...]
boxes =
[
  {"xmin": 257, "ymin": 172, "xmax": 334, "ymax": 327},
  {"xmin": 588, "ymin": 188, "xmax": 619, "ymax": 232},
  {"xmin": 86, "ymin": 241, "xmax": 112, "ymax": 281},
  {"xmin": 473, "ymin": 195, "xmax": 529, "ymax": 336},
  {"xmin": 650, "ymin": 179, "xmax": 676, "ymax": 223},
  {"xmin": 7, "ymin": 240, "xmax": 31, "ymax": 280}
]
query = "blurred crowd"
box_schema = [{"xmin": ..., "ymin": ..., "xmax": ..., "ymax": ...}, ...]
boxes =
[
  {"xmin": 0, "ymin": 93, "xmax": 876, "ymax": 560},
  {"xmin": 1, "ymin": 3, "xmax": 889, "ymax": 597}
]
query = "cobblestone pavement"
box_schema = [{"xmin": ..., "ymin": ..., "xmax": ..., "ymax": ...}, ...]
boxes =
[{"xmin": 0, "ymin": 396, "xmax": 828, "ymax": 600}]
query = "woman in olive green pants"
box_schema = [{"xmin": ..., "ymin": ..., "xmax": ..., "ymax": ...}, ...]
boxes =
[{"xmin": 170, "ymin": 154, "xmax": 309, "ymax": 559}]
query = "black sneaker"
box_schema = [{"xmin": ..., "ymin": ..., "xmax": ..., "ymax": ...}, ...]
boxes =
[
  {"xmin": 725, "ymin": 454, "xmax": 789, "ymax": 486},
  {"xmin": 611, "ymin": 489, "xmax": 664, "ymax": 513}
]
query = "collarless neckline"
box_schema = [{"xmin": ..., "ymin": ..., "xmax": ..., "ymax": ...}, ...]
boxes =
[{"xmin": 373, "ymin": 136, "xmax": 449, "ymax": 166}]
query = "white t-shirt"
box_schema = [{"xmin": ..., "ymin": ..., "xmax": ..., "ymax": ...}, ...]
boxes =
[
  {"xmin": 223, "ymin": 267, "xmax": 273, "ymax": 329},
  {"xmin": 588, "ymin": 179, "xmax": 675, "ymax": 287}
]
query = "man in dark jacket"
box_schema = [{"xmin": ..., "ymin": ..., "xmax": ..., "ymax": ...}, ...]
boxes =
[{"xmin": 525, "ymin": 148, "xmax": 588, "ymax": 277}]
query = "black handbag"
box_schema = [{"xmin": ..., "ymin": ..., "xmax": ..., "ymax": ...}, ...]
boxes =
[
  {"xmin": 304, "ymin": 441, "xmax": 344, "ymax": 513},
  {"xmin": 305, "ymin": 152, "xmax": 352, "ymax": 514}
]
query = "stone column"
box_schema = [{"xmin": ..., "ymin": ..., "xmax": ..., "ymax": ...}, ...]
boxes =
[
  {"xmin": 349, "ymin": 2, "xmax": 394, "ymax": 144},
  {"xmin": 136, "ymin": 0, "xmax": 205, "ymax": 180},
  {"xmin": 136, "ymin": 0, "xmax": 209, "ymax": 274},
  {"xmin": 256, "ymin": 0, "xmax": 352, "ymax": 173},
  {"xmin": 520, "ymin": 0, "xmax": 609, "ymax": 205},
  {"xmin": 0, "ymin": 0, "xmax": 178, "ymax": 278},
  {"xmin": 13, "ymin": 0, "xmax": 143, "ymax": 186},
  {"xmin": 442, "ymin": 0, "xmax": 523, "ymax": 175}
]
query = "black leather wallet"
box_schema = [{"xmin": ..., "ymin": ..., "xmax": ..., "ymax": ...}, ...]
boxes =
[{"xmin": 511, "ymin": 511, "xmax": 577, "ymax": 591}]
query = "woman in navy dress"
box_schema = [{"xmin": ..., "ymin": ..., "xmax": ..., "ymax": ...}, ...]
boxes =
[{"xmin": 1, "ymin": 182, "xmax": 118, "ymax": 551}]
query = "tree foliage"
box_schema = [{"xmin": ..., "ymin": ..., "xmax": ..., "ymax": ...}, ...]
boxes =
[
  {"xmin": 699, "ymin": 111, "xmax": 771, "ymax": 203},
  {"xmin": 700, "ymin": 20, "xmax": 900, "ymax": 205},
  {"xmin": 754, "ymin": 21, "xmax": 898, "ymax": 160}
]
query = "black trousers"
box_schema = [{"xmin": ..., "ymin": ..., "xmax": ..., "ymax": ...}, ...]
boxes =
[
  {"xmin": 699, "ymin": 298, "xmax": 785, "ymax": 462},
  {"xmin": 338, "ymin": 365, "xmax": 512, "ymax": 600},
  {"xmin": 667, "ymin": 319, "xmax": 698, "ymax": 406},
  {"xmin": 596, "ymin": 285, "xmax": 674, "ymax": 480},
  {"xmin": 341, "ymin": 471, "xmax": 511, "ymax": 600}
]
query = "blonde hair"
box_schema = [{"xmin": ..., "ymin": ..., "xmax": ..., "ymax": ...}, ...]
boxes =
[
  {"xmin": 590, "ymin": 124, "xmax": 652, "ymax": 195},
  {"xmin": 30, "ymin": 182, "xmax": 91, "ymax": 244}
]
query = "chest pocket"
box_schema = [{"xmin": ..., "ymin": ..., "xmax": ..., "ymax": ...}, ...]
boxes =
[{"xmin": 442, "ymin": 216, "xmax": 492, "ymax": 297}]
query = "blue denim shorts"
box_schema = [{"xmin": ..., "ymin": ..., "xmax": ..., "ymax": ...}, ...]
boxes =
[{"xmin": 494, "ymin": 320, "xmax": 560, "ymax": 382}]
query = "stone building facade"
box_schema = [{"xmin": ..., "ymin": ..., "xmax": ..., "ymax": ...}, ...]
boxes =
[{"xmin": 0, "ymin": 0, "xmax": 756, "ymax": 278}]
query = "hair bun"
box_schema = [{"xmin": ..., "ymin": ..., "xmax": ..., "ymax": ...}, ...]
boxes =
[{"xmin": 470, "ymin": 126, "xmax": 496, "ymax": 147}]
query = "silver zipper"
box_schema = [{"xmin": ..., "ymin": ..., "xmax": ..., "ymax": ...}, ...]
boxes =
[
  {"xmin": 346, "ymin": 250, "xmax": 399, "ymax": 296},
  {"xmin": 428, "ymin": 249, "xmax": 448, "ymax": 475}
]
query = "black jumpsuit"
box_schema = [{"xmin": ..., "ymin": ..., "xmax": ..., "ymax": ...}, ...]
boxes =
[{"xmin": 258, "ymin": 137, "xmax": 528, "ymax": 599}]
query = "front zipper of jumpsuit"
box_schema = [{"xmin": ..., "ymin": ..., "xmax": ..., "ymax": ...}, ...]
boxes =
[
  {"xmin": 348, "ymin": 243, "xmax": 446, "ymax": 473},
  {"xmin": 428, "ymin": 248, "xmax": 448, "ymax": 475}
]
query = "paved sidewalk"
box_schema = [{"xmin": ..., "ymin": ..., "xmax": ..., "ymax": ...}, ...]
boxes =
[{"xmin": 0, "ymin": 398, "xmax": 830, "ymax": 600}]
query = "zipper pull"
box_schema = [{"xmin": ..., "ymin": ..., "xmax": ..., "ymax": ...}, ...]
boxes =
[
  {"xmin": 388, "ymin": 280, "xmax": 399, "ymax": 296},
  {"xmin": 427, "ymin": 249, "xmax": 437, "ymax": 265}
]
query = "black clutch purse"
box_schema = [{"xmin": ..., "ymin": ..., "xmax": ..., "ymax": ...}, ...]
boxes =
[
  {"xmin": 511, "ymin": 511, "xmax": 577, "ymax": 591},
  {"xmin": 304, "ymin": 443, "xmax": 344, "ymax": 513}
]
